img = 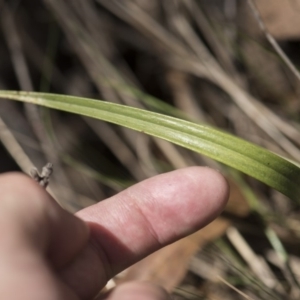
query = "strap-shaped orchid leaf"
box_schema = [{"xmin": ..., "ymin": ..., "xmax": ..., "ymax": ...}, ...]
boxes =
[{"xmin": 0, "ymin": 91, "xmax": 299, "ymax": 202}]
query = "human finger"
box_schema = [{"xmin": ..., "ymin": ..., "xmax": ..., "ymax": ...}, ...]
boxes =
[{"xmin": 61, "ymin": 167, "xmax": 229, "ymax": 298}]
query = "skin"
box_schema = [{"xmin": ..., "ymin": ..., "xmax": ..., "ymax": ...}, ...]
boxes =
[{"xmin": 0, "ymin": 167, "xmax": 229, "ymax": 300}]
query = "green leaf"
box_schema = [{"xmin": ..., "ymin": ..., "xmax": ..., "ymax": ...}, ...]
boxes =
[{"xmin": 0, "ymin": 91, "xmax": 299, "ymax": 202}]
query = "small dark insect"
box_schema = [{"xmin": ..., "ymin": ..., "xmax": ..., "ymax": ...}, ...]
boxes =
[{"xmin": 30, "ymin": 163, "xmax": 53, "ymax": 188}]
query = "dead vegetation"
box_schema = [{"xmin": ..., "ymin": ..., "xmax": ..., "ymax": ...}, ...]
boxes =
[{"xmin": 0, "ymin": 0, "xmax": 300, "ymax": 299}]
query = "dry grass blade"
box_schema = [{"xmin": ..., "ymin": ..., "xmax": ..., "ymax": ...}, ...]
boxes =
[
  {"xmin": 1, "ymin": 3, "xmax": 78, "ymax": 207},
  {"xmin": 247, "ymin": 0, "xmax": 300, "ymax": 82},
  {"xmin": 43, "ymin": 0, "xmax": 195, "ymax": 176},
  {"xmin": 227, "ymin": 227, "xmax": 279, "ymax": 289},
  {"xmin": 0, "ymin": 117, "xmax": 35, "ymax": 173}
]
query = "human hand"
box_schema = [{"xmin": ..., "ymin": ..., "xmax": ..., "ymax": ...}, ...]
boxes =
[{"xmin": 0, "ymin": 167, "xmax": 229, "ymax": 300}]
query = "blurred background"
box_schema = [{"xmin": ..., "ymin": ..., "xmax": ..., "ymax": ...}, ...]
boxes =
[{"xmin": 1, "ymin": 0, "xmax": 300, "ymax": 299}]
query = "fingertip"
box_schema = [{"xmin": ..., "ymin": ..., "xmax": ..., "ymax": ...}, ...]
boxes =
[
  {"xmin": 0, "ymin": 171, "xmax": 44, "ymax": 197},
  {"xmin": 0, "ymin": 172, "xmax": 52, "ymax": 233},
  {"xmin": 135, "ymin": 166, "xmax": 229, "ymax": 240},
  {"xmin": 179, "ymin": 166, "xmax": 229, "ymax": 227},
  {"xmin": 189, "ymin": 166, "xmax": 229, "ymax": 212}
]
